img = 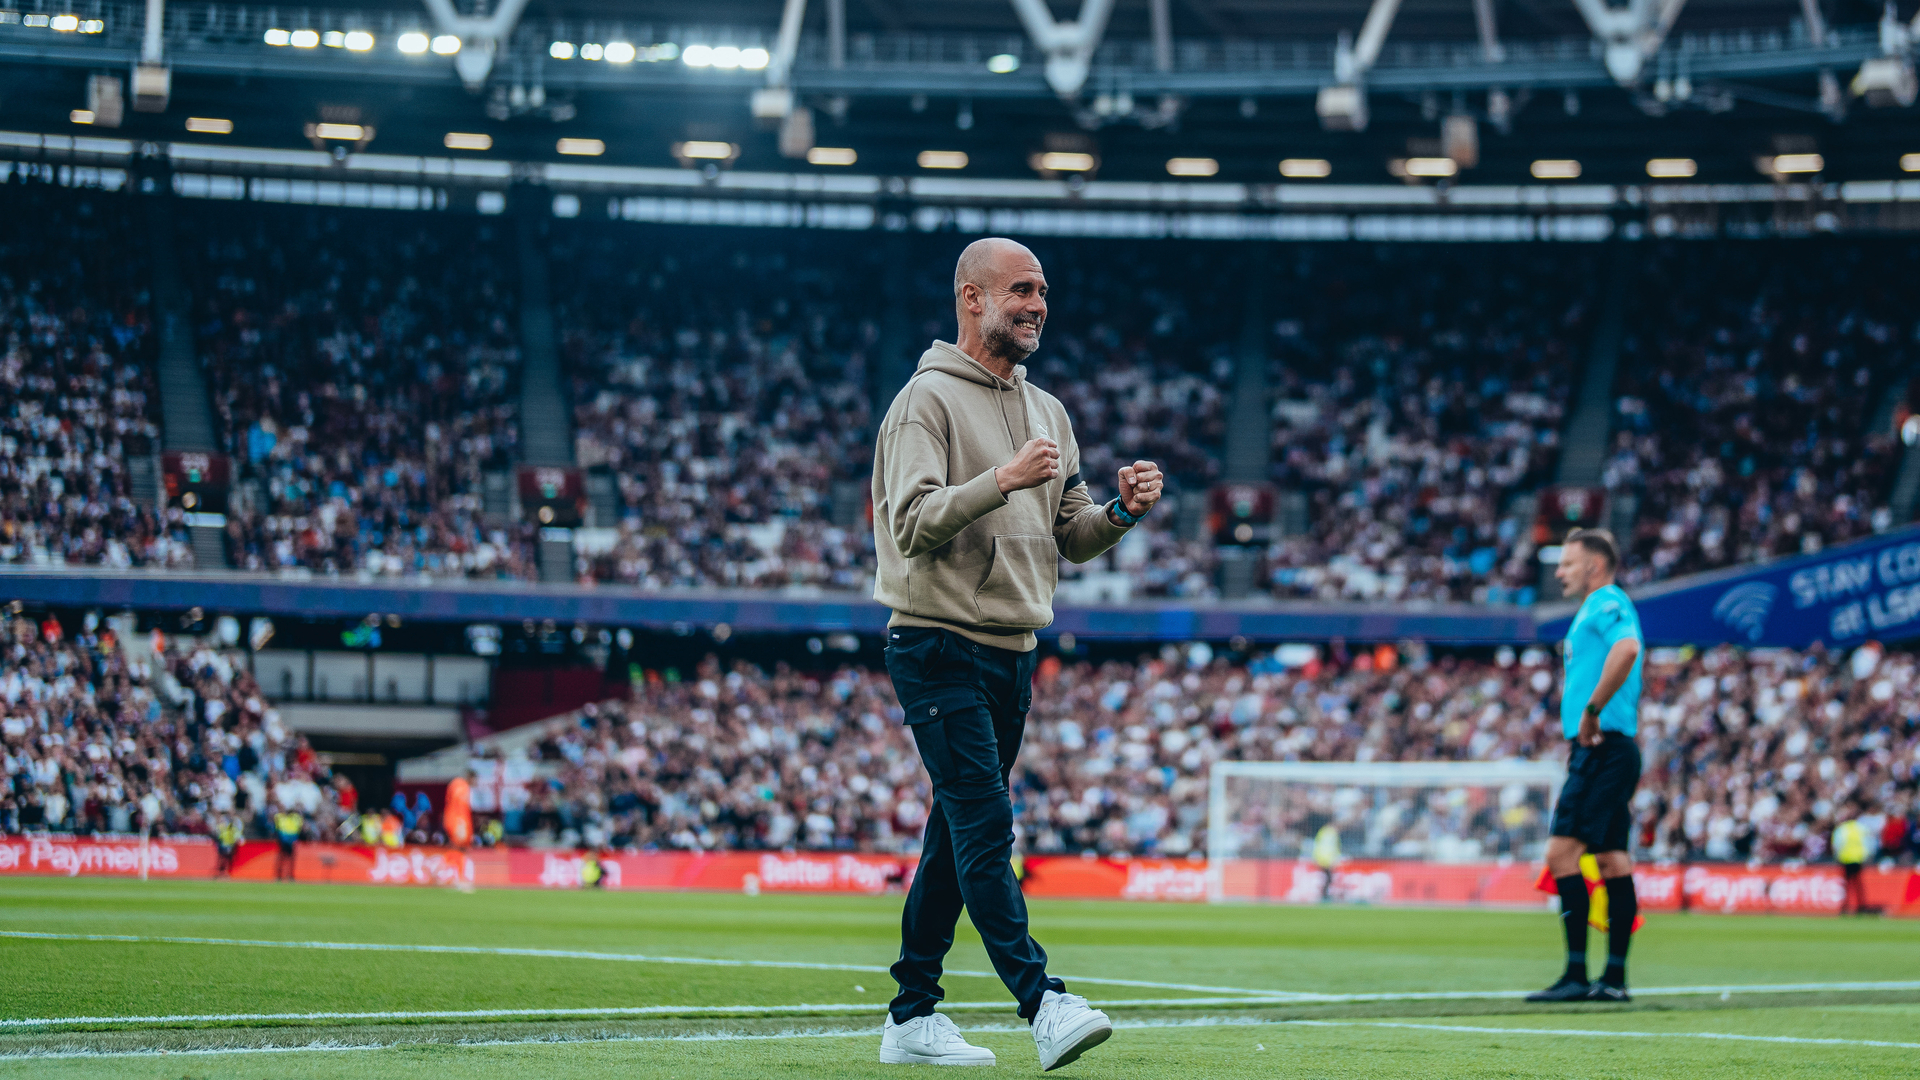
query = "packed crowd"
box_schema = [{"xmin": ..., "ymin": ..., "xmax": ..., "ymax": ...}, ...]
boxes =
[
  {"xmin": 483, "ymin": 641, "xmax": 1918, "ymax": 866},
  {"xmin": 550, "ymin": 226, "xmax": 878, "ymax": 590},
  {"xmin": 1603, "ymin": 241, "xmax": 1914, "ymax": 584},
  {"xmin": 970, "ymin": 239, "xmax": 1240, "ymax": 493},
  {"xmin": 0, "ymin": 179, "xmax": 186, "ymax": 570},
  {"xmin": 548, "ymin": 232, "xmax": 1242, "ymax": 595},
  {"xmin": 0, "ymin": 612, "xmax": 356, "ymax": 840},
  {"xmin": 977, "ymin": 240, "xmax": 1240, "ymax": 600},
  {"xmin": 8, "ymin": 181, "xmax": 1913, "ymax": 599},
  {"xmin": 185, "ymin": 204, "xmax": 536, "ymax": 579},
  {"xmin": 6, "ymin": 589, "xmax": 1913, "ymax": 870},
  {"xmin": 1259, "ymin": 244, "xmax": 1598, "ymax": 605}
]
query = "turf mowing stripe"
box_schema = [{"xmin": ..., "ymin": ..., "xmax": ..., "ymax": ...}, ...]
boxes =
[
  {"xmin": 0, "ymin": 930, "xmax": 1275, "ymax": 997},
  {"xmin": 0, "ymin": 997, "xmax": 1317, "ymax": 1028},
  {"xmin": 5, "ymin": 1016, "xmax": 1919, "ymax": 1060},
  {"xmin": 11, "ymin": 982, "xmax": 1920, "ymax": 1031},
  {"xmin": 6, "ymin": 930, "xmax": 1918, "ymax": 1026},
  {"xmin": 0, "ymin": 1026, "xmax": 898, "ymax": 1061}
]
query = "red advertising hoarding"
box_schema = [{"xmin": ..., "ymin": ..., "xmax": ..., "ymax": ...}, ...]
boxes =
[
  {"xmin": 0, "ymin": 835, "xmax": 217, "ymax": 878},
  {"xmin": 506, "ymin": 849, "xmax": 917, "ymax": 893},
  {"xmin": 227, "ymin": 841, "xmax": 510, "ymax": 887},
  {"xmin": 0, "ymin": 837, "xmax": 1913, "ymax": 918}
]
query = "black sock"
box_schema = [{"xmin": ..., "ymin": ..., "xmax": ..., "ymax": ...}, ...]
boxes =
[
  {"xmin": 1604, "ymin": 875, "xmax": 1637, "ymax": 988},
  {"xmin": 1555, "ymin": 874, "xmax": 1589, "ymax": 982}
]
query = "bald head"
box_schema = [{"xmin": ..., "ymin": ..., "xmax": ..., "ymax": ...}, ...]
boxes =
[
  {"xmin": 953, "ymin": 237, "xmax": 1038, "ymax": 300},
  {"xmin": 952, "ymin": 238, "xmax": 1048, "ymax": 372}
]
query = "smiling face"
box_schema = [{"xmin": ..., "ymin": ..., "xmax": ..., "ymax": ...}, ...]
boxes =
[{"xmin": 956, "ymin": 239, "xmax": 1048, "ymax": 364}]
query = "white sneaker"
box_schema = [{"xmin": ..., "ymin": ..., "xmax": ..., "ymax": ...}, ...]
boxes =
[
  {"xmin": 879, "ymin": 1012, "xmax": 997, "ymax": 1066},
  {"xmin": 1031, "ymin": 990, "xmax": 1112, "ymax": 1071}
]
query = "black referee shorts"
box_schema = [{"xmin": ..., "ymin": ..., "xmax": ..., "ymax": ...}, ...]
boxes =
[{"xmin": 1550, "ymin": 731, "xmax": 1642, "ymax": 854}]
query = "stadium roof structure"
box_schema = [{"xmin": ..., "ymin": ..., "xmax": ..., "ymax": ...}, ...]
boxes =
[{"xmin": 3, "ymin": 0, "xmax": 1920, "ymax": 191}]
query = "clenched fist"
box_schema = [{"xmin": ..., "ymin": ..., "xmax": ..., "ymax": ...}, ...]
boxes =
[
  {"xmin": 996, "ymin": 437, "xmax": 1060, "ymax": 494},
  {"xmin": 1117, "ymin": 460, "xmax": 1163, "ymax": 517}
]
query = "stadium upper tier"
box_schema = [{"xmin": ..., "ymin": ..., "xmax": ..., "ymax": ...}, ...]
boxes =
[
  {"xmin": 0, "ymin": 176, "xmax": 1914, "ymax": 604},
  {"xmin": 3, "ymin": 605, "xmax": 1913, "ymax": 865},
  {"xmin": 0, "ymin": 183, "xmax": 183, "ymax": 570},
  {"xmin": 1262, "ymin": 243, "xmax": 1597, "ymax": 604},
  {"xmin": 181, "ymin": 200, "xmax": 538, "ymax": 578},
  {"xmin": 551, "ymin": 224, "xmax": 877, "ymax": 590},
  {"xmin": 1605, "ymin": 239, "xmax": 1914, "ymax": 585}
]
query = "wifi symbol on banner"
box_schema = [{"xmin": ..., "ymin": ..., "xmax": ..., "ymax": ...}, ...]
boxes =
[{"xmin": 1711, "ymin": 582, "xmax": 1778, "ymax": 643}]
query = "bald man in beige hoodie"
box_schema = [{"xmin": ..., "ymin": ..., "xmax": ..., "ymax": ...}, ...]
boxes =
[{"xmin": 872, "ymin": 238, "xmax": 1163, "ymax": 1071}]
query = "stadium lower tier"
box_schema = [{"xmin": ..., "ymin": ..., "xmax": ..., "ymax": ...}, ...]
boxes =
[{"xmin": 2, "ymin": 603, "xmax": 1915, "ymax": 868}]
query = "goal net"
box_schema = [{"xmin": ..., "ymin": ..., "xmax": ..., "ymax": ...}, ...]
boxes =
[{"xmin": 1206, "ymin": 761, "xmax": 1567, "ymax": 903}]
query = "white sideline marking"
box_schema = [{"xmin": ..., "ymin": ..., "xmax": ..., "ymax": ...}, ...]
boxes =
[
  {"xmin": 4, "ymin": 1015, "xmax": 1918, "ymax": 1061},
  {"xmin": 1226, "ymin": 979, "xmax": 1920, "ymax": 1006},
  {"xmin": 0, "ymin": 930, "xmax": 1273, "ymax": 998},
  {"xmin": 1288, "ymin": 1019, "xmax": 1920, "ymax": 1051}
]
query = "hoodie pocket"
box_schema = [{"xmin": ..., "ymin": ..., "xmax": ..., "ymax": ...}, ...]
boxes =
[{"xmin": 973, "ymin": 534, "xmax": 1059, "ymax": 629}]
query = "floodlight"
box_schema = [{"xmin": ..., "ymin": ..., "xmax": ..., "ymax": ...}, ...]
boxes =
[
  {"xmin": 1036, "ymin": 151, "xmax": 1095, "ymax": 172},
  {"xmin": 1403, "ymin": 157, "xmax": 1458, "ymax": 177},
  {"xmin": 679, "ymin": 140, "xmax": 736, "ymax": 159}
]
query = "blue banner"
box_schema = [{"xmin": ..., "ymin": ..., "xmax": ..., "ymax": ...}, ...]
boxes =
[
  {"xmin": 0, "ymin": 569, "xmax": 1536, "ymax": 643},
  {"xmin": 1537, "ymin": 525, "xmax": 1920, "ymax": 648}
]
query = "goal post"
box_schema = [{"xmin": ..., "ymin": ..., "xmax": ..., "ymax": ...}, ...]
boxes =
[{"xmin": 1206, "ymin": 760, "xmax": 1567, "ymax": 903}]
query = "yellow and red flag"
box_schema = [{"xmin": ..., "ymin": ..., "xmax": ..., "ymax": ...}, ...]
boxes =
[{"xmin": 1533, "ymin": 855, "xmax": 1645, "ymax": 932}]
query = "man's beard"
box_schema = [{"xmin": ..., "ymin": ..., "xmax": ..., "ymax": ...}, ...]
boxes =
[{"xmin": 981, "ymin": 306, "xmax": 1041, "ymax": 361}]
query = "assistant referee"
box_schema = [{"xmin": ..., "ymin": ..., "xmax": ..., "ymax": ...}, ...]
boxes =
[{"xmin": 1529, "ymin": 528, "xmax": 1645, "ymax": 1004}]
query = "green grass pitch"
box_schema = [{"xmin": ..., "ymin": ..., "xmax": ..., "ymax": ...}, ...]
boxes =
[{"xmin": 1, "ymin": 877, "xmax": 1917, "ymax": 1078}]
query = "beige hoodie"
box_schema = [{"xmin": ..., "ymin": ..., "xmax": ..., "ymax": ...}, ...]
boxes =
[{"xmin": 871, "ymin": 341, "xmax": 1133, "ymax": 651}]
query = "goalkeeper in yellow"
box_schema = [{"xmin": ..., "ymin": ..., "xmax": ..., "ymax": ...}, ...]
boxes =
[{"xmin": 1529, "ymin": 529, "xmax": 1644, "ymax": 1004}]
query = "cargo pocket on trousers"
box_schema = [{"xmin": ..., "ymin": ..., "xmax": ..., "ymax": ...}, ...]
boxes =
[
  {"xmin": 903, "ymin": 687, "xmax": 982, "ymax": 727},
  {"xmin": 902, "ymin": 689, "xmax": 1005, "ymax": 798},
  {"xmin": 973, "ymin": 534, "xmax": 1060, "ymax": 628}
]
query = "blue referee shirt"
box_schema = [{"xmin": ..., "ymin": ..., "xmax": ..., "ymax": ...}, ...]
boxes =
[{"xmin": 1560, "ymin": 583, "xmax": 1644, "ymax": 740}]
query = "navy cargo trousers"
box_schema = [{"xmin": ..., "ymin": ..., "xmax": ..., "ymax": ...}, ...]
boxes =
[{"xmin": 884, "ymin": 624, "xmax": 1065, "ymax": 1023}]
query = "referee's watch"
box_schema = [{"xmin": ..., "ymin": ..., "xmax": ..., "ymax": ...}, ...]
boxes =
[{"xmin": 1108, "ymin": 497, "xmax": 1148, "ymax": 526}]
